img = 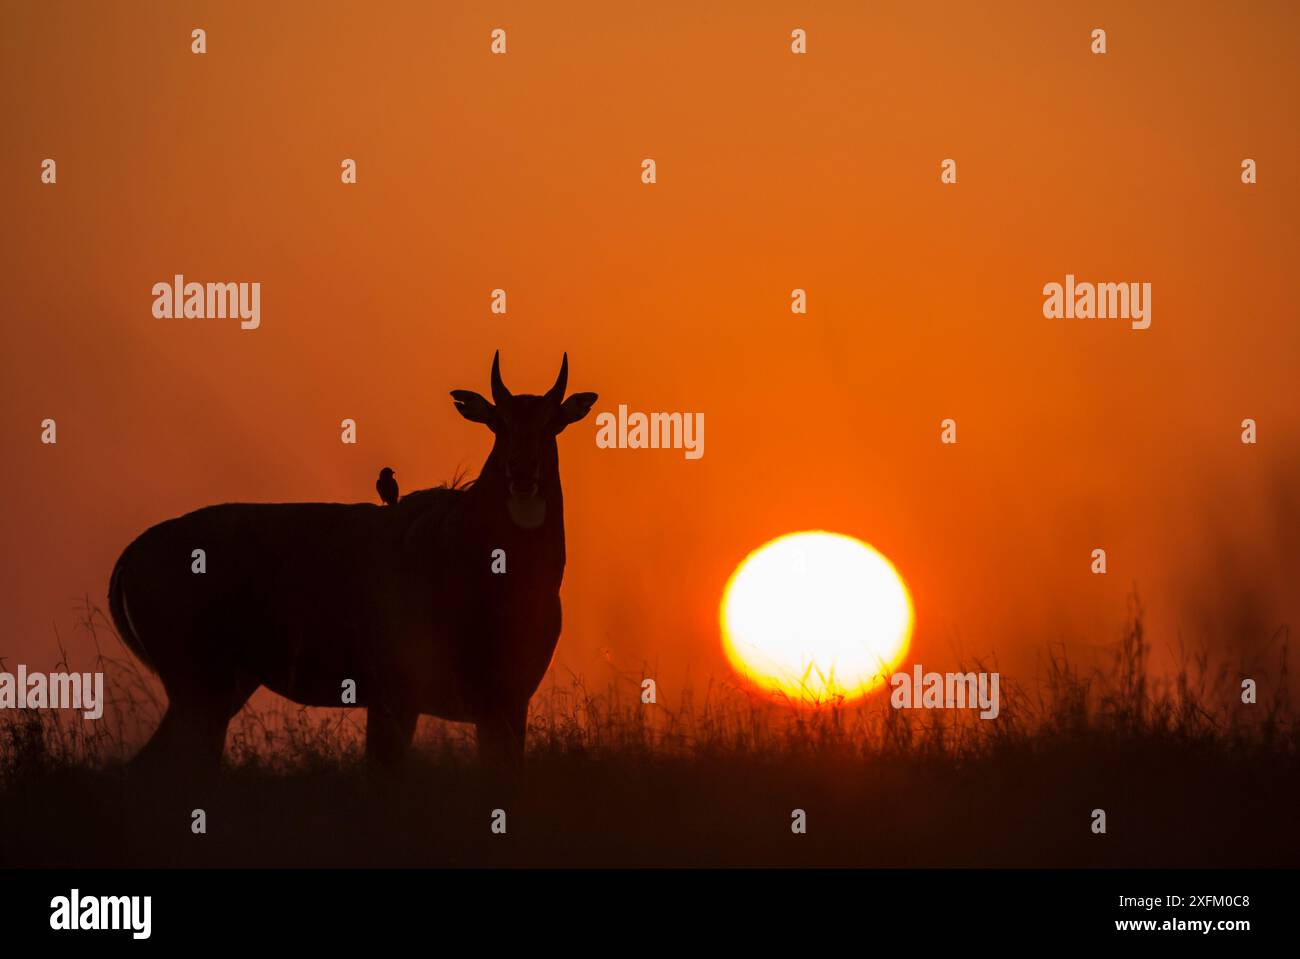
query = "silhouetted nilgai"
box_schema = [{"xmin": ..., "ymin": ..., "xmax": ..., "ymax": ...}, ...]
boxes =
[
  {"xmin": 107, "ymin": 352, "xmax": 597, "ymax": 769},
  {"xmin": 376, "ymin": 467, "xmax": 399, "ymax": 506}
]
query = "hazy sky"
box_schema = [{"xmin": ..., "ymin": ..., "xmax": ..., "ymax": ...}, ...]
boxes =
[{"xmin": 3, "ymin": 1, "xmax": 1297, "ymax": 704}]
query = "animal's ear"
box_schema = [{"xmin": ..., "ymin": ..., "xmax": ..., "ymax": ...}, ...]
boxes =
[
  {"xmin": 557, "ymin": 392, "xmax": 598, "ymax": 430},
  {"xmin": 450, "ymin": 390, "xmax": 496, "ymax": 425}
]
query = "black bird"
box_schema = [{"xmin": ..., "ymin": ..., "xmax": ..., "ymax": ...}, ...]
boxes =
[{"xmin": 376, "ymin": 467, "xmax": 399, "ymax": 506}]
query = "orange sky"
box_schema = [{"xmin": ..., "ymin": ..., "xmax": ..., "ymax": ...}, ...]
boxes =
[{"xmin": 2, "ymin": 1, "xmax": 1298, "ymax": 704}]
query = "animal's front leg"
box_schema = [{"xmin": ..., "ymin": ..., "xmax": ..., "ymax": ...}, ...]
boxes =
[
  {"xmin": 475, "ymin": 700, "xmax": 528, "ymax": 765},
  {"xmin": 365, "ymin": 700, "xmax": 418, "ymax": 767}
]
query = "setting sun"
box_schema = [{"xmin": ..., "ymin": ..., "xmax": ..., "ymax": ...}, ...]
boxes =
[{"xmin": 720, "ymin": 531, "xmax": 913, "ymax": 703}]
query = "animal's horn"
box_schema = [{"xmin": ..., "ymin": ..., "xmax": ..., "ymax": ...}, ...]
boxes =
[
  {"xmin": 490, "ymin": 350, "xmax": 511, "ymax": 405},
  {"xmin": 546, "ymin": 353, "xmax": 568, "ymax": 403}
]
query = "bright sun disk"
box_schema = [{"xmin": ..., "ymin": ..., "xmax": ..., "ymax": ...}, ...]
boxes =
[{"xmin": 720, "ymin": 530, "xmax": 913, "ymax": 703}]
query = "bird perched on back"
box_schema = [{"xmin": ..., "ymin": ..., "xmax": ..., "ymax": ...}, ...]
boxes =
[{"xmin": 376, "ymin": 467, "xmax": 399, "ymax": 506}]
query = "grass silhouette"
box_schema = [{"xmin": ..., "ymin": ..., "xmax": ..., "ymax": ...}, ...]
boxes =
[{"xmin": 1, "ymin": 595, "xmax": 1296, "ymax": 867}]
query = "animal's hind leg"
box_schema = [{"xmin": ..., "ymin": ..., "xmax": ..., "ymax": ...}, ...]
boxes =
[
  {"xmin": 131, "ymin": 678, "xmax": 256, "ymax": 776},
  {"xmin": 131, "ymin": 703, "xmax": 189, "ymax": 773},
  {"xmin": 365, "ymin": 701, "xmax": 418, "ymax": 767},
  {"xmin": 131, "ymin": 699, "xmax": 224, "ymax": 780},
  {"xmin": 476, "ymin": 700, "xmax": 528, "ymax": 765}
]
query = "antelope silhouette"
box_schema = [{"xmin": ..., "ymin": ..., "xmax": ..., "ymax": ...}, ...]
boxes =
[{"xmin": 107, "ymin": 352, "xmax": 597, "ymax": 769}]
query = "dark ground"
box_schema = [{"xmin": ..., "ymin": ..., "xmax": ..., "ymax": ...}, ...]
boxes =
[
  {"xmin": 2, "ymin": 730, "xmax": 1296, "ymax": 868},
  {"xmin": 3, "ymin": 604, "xmax": 1296, "ymax": 868}
]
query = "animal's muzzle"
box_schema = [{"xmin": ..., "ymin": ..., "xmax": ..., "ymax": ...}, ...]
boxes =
[
  {"xmin": 506, "ymin": 492, "xmax": 547, "ymax": 530},
  {"xmin": 506, "ymin": 466, "xmax": 540, "ymax": 500}
]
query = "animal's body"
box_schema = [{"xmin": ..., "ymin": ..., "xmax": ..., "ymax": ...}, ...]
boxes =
[{"xmin": 107, "ymin": 354, "xmax": 596, "ymax": 768}]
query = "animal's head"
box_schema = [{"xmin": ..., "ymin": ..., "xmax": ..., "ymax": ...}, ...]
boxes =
[
  {"xmin": 451, "ymin": 351, "xmax": 597, "ymax": 529},
  {"xmin": 379, "ymin": 467, "xmax": 395, "ymax": 480}
]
